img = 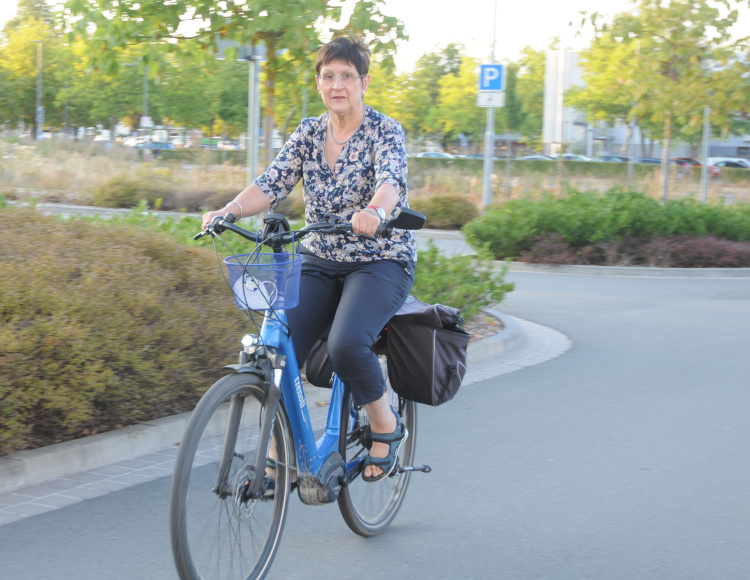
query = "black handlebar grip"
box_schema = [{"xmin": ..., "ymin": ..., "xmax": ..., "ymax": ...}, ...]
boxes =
[{"xmin": 375, "ymin": 223, "xmax": 391, "ymax": 237}]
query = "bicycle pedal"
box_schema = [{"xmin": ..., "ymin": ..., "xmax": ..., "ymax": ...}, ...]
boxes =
[{"xmin": 398, "ymin": 464, "xmax": 432, "ymax": 473}]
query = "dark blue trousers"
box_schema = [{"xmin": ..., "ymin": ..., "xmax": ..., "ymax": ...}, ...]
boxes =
[{"xmin": 286, "ymin": 252, "xmax": 415, "ymax": 406}]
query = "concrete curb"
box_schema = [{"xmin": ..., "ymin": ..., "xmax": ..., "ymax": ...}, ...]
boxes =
[
  {"xmin": 506, "ymin": 261, "xmax": 750, "ymax": 278},
  {"xmin": 0, "ymin": 312, "xmax": 516, "ymax": 494}
]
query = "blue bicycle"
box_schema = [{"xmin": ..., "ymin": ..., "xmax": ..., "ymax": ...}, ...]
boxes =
[{"xmin": 169, "ymin": 209, "xmax": 429, "ymax": 580}]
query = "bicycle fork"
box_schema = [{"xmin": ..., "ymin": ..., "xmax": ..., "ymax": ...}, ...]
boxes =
[{"xmin": 213, "ymin": 353, "xmax": 286, "ymax": 501}]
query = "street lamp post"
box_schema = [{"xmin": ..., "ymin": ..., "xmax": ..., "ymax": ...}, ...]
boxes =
[
  {"xmin": 142, "ymin": 65, "xmax": 149, "ymax": 120},
  {"xmin": 32, "ymin": 40, "xmax": 43, "ymax": 140},
  {"xmin": 627, "ymin": 35, "xmax": 640, "ymax": 186},
  {"xmin": 124, "ymin": 63, "xmax": 150, "ymax": 137}
]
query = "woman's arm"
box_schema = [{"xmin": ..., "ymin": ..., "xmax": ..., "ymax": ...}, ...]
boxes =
[{"xmin": 201, "ymin": 184, "xmax": 271, "ymax": 229}]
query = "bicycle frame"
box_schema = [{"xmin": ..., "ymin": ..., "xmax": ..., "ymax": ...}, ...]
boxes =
[
  {"xmin": 252, "ymin": 309, "xmax": 356, "ymax": 481},
  {"xmin": 201, "ymin": 209, "xmax": 427, "ymax": 500}
]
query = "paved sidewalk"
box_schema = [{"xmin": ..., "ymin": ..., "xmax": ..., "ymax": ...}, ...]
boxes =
[{"xmin": 0, "ymin": 312, "xmax": 570, "ymax": 526}]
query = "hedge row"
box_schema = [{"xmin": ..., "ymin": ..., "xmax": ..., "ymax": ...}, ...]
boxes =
[
  {"xmin": 0, "ymin": 206, "xmax": 513, "ymax": 454},
  {"xmin": 463, "ymin": 188, "xmax": 750, "ymax": 260},
  {"xmin": 0, "ymin": 208, "xmax": 243, "ymax": 455}
]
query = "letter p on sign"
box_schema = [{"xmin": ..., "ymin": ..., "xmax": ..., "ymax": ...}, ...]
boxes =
[{"xmin": 479, "ymin": 64, "xmax": 505, "ymax": 91}]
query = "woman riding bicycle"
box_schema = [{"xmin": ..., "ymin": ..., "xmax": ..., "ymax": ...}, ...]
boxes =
[{"xmin": 202, "ymin": 36, "xmax": 416, "ymax": 482}]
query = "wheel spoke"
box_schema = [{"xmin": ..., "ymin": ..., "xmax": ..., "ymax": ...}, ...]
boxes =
[
  {"xmin": 337, "ymin": 363, "xmax": 416, "ymax": 537},
  {"xmin": 170, "ymin": 375, "xmax": 291, "ymax": 580}
]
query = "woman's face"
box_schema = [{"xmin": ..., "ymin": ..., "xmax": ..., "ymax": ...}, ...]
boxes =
[{"xmin": 316, "ymin": 59, "xmax": 370, "ymax": 118}]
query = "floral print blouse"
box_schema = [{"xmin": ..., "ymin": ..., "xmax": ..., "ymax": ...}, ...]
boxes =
[{"xmin": 254, "ymin": 106, "xmax": 416, "ymax": 263}]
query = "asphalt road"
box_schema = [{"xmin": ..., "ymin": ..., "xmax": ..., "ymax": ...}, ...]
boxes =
[{"xmin": 2, "ymin": 270, "xmax": 749, "ymax": 579}]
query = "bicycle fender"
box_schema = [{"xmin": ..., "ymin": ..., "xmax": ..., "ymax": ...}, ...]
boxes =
[{"xmin": 223, "ymin": 364, "xmax": 265, "ymax": 378}]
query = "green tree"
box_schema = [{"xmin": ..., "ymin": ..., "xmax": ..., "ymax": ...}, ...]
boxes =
[
  {"xmin": 434, "ymin": 56, "xmax": 484, "ymax": 146},
  {"xmin": 576, "ymin": 0, "xmax": 750, "ymax": 200},
  {"xmin": 360, "ymin": 58, "xmax": 403, "ymax": 121},
  {"xmin": 153, "ymin": 53, "xmax": 221, "ymax": 132},
  {"xmin": 513, "ymin": 46, "xmax": 546, "ymax": 144},
  {"xmin": 566, "ymin": 34, "xmax": 640, "ymax": 154},
  {"xmin": 398, "ymin": 44, "xmax": 464, "ymax": 141},
  {"xmin": 0, "ymin": 16, "xmax": 61, "ymax": 131},
  {"xmin": 55, "ymin": 43, "xmax": 155, "ymax": 134},
  {"xmin": 502, "ymin": 63, "xmax": 528, "ymax": 156},
  {"xmin": 62, "ymin": 0, "xmax": 407, "ymax": 162}
]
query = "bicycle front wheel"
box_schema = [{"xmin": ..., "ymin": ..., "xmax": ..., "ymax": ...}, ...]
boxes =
[
  {"xmin": 337, "ymin": 358, "xmax": 417, "ymax": 537},
  {"xmin": 170, "ymin": 373, "xmax": 292, "ymax": 580}
]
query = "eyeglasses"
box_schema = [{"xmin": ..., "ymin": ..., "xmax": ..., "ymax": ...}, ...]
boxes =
[{"xmin": 317, "ymin": 73, "xmax": 365, "ymax": 85}]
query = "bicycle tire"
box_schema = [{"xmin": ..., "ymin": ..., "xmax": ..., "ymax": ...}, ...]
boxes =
[
  {"xmin": 337, "ymin": 357, "xmax": 417, "ymax": 537},
  {"xmin": 170, "ymin": 373, "xmax": 292, "ymax": 580}
]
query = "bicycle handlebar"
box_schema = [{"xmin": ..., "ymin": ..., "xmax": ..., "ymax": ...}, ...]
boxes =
[{"xmin": 194, "ymin": 208, "xmax": 426, "ymax": 250}]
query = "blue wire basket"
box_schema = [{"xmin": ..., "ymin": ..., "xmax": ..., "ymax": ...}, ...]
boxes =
[{"xmin": 224, "ymin": 253, "xmax": 302, "ymax": 311}]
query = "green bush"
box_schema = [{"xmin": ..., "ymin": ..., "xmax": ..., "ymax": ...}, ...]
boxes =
[
  {"xmin": 0, "ymin": 207, "xmax": 247, "ymax": 455},
  {"xmin": 90, "ymin": 170, "xmax": 241, "ymax": 213},
  {"xmin": 0, "ymin": 205, "xmax": 514, "ymax": 454},
  {"xmin": 91, "ymin": 173, "xmax": 176, "ymax": 209},
  {"xmin": 413, "ymin": 241, "xmax": 514, "ymax": 319},
  {"xmin": 409, "ymin": 195, "xmax": 479, "ymax": 230},
  {"xmin": 464, "ymin": 188, "xmax": 750, "ymax": 260}
]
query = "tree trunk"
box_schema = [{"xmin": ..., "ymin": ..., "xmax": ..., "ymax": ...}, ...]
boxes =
[{"xmin": 661, "ymin": 113, "xmax": 672, "ymax": 203}]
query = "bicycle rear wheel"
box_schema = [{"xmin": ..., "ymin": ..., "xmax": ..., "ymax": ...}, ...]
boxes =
[
  {"xmin": 337, "ymin": 358, "xmax": 417, "ymax": 537},
  {"xmin": 170, "ymin": 373, "xmax": 292, "ymax": 580}
]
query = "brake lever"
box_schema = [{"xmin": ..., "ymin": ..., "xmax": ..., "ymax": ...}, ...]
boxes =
[{"xmin": 194, "ymin": 213, "xmax": 238, "ymax": 240}]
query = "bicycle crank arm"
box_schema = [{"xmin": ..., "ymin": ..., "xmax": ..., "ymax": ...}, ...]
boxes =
[{"xmin": 398, "ymin": 464, "xmax": 432, "ymax": 473}]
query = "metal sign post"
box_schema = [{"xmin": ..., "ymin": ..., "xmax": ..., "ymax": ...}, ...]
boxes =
[{"xmin": 478, "ymin": 64, "xmax": 506, "ymax": 207}]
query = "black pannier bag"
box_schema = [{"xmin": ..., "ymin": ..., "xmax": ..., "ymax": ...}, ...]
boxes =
[
  {"xmin": 304, "ymin": 323, "xmax": 336, "ymax": 389},
  {"xmin": 385, "ymin": 296, "xmax": 470, "ymax": 406},
  {"xmin": 303, "ymin": 296, "xmax": 470, "ymax": 405}
]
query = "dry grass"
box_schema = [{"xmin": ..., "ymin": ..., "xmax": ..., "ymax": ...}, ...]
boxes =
[
  {"xmin": 407, "ymin": 162, "xmax": 750, "ymax": 207},
  {"xmin": 2, "ymin": 137, "xmax": 749, "ymax": 209},
  {"xmin": 0, "ymin": 138, "xmax": 248, "ymax": 210}
]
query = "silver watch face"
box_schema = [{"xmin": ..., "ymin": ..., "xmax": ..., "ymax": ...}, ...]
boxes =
[{"xmin": 376, "ymin": 207, "xmax": 386, "ymax": 220}]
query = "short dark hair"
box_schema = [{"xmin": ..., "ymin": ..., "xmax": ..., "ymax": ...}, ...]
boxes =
[{"xmin": 315, "ymin": 36, "xmax": 371, "ymax": 77}]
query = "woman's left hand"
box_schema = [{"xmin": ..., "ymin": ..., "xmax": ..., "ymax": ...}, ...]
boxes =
[{"xmin": 351, "ymin": 210, "xmax": 381, "ymax": 236}]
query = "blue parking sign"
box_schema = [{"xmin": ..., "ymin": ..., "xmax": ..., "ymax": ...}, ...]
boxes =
[{"xmin": 479, "ymin": 64, "xmax": 505, "ymax": 91}]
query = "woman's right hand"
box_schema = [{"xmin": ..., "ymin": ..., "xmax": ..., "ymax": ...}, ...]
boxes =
[{"xmin": 201, "ymin": 209, "xmax": 234, "ymax": 231}]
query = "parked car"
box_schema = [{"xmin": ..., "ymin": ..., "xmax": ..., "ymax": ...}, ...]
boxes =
[
  {"xmin": 551, "ymin": 154, "xmax": 590, "ymax": 161},
  {"xmin": 516, "ymin": 155, "xmax": 554, "ymax": 161},
  {"xmin": 217, "ymin": 140, "xmax": 241, "ymax": 151},
  {"xmin": 134, "ymin": 141, "xmax": 175, "ymax": 157},
  {"xmin": 123, "ymin": 136, "xmax": 148, "ymax": 148},
  {"xmin": 462, "ymin": 153, "xmax": 500, "ymax": 160},
  {"xmin": 135, "ymin": 141, "xmax": 175, "ymax": 151},
  {"xmin": 712, "ymin": 160, "xmax": 750, "ymax": 169},
  {"xmin": 672, "ymin": 157, "xmax": 701, "ymax": 166},
  {"xmin": 672, "ymin": 158, "xmax": 720, "ymax": 177},
  {"xmin": 417, "ymin": 151, "xmax": 454, "ymax": 158},
  {"xmin": 590, "ymin": 155, "xmax": 630, "ymax": 162},
  {"xmin": 707, "ymin": 157, "xmax": 750, "ymax": 169}
]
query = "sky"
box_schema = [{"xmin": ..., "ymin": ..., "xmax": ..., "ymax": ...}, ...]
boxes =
[
  {"xmin": 378, "ymin": 0, "xmax": 637, "ymax": 70},
  {"xmin": 1, "ymin": 0, "xmax": 748, "ymax": 72}
]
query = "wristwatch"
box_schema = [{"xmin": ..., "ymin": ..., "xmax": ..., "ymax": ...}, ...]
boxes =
[{"xmin": 367, "ymin": 205, "xmax": 386, "ymax": 220}]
